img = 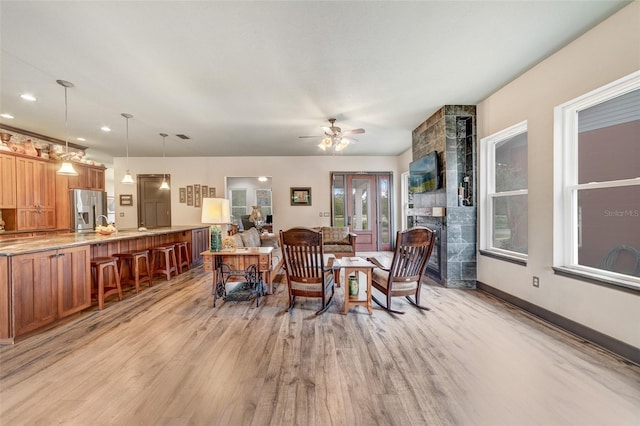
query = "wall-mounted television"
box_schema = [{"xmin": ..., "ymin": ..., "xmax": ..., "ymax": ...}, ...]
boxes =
[{"xmin": 409, "ymin": 151, "xmax": 440, "ymax": 193}]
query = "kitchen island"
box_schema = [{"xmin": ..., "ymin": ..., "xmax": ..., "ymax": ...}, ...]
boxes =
[{"xmin": 0, "ymin": 226, "xmax": 209, "ymax": 344}]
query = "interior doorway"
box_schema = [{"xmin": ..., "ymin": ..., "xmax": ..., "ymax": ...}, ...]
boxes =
[
  {"xmin": 331, "ymin": 172, "xmax": 393, "ymax": 252},
  {"xmin": 137, "ymin": 174, "xmax": 171, "ymax": 228}
]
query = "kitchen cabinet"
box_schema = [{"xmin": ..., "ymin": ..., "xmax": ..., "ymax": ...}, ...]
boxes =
[
  {"xmin": 16, "ymin": 208, "xmax": 56, "ymax": 230},
  {"xmin": 67, "ymin": 163, "xmax": 106, "ymax": 191},
  {"xmin": 16, "ymin": 156, "xmax": 55, "ymax": 209},
  {"xmin": 15, "ymin": 156, "xmax": 56, "ymax": 230},
  {"xmin": 191, "ymin": 227, "xmax": 209, "ymax": 264},
  {"xmin": 57, "ymin": 245, "xmax": 91, "ymax": 318},
  {"xmin": 11, "ymin": 249, "xmax": 58, "ymax": 336},
  {"xmin": 10, "ymin": 245, "xmax": 90, "ymax": 337},
  {"xmin": 0, "ymin": 153, "xmax": 16, "ymax": 208}
]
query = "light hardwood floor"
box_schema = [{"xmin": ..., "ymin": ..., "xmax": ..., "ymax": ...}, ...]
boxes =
[{"xmin": 1, "ymin": 265, "xmax": 639, "ymax": 425}]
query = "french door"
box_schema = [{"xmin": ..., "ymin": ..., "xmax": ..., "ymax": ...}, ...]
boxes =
[{"xmin": 331, "ymin": 172, "xmax": 392, "ymax": 252}]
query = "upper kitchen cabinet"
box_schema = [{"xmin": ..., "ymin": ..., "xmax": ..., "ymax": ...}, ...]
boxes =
[
  {"xmin": 15, "ymin": 156, "xmax": 56, "ymax": 210},
  {"xmin": 67, "ymin": 163, "xmax": 106, "ymax": 191},
  {"xmin": 0, "ymin": 153, "xmax": 16, "ymax": 208},
  {"xmin": 15, "ymin": 156, "xmax": 56, "ymax": 230}
]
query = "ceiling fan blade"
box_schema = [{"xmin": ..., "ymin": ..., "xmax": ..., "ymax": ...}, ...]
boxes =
[
  {"xmin": 299, "ymin": 135, "xmax": 321, "ymax": 139},
  {"xmin": 342, "ymin": 128, "xmax": 365, "ymax": 136}
]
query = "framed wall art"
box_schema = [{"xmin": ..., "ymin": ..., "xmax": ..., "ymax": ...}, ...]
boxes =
[
  {"xmin": 290, "ymin": 187, "xmax": 311, "ymax": 206},
  {"xmin": 179, "ymin": 188, "xmax": 186, "ymax": 203},
  {"xmin": 194, "ymin": 184, "xmax": 201, "ymax": 207},
  {"xmin": 186, "ymin": 185, "xmax": 194, "ymax": 206},
  {"xmin": 209, "ymin": 187, "xmax": 216, "ymax": 198},
  {"xmin": 202, "ymin": 185, "xmax": 208, "ymax": 201},
  {"xmin": 120, "ymin": 194, "xmax": 133, "ymax": 206}
]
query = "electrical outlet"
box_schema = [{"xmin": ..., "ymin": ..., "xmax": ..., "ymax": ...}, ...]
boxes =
[
  {"xmin": 533, "ymin": 276, "xmax": 540, "ymax": 287},
  {"xmin": 119, "ymin": 212, "xmax": 125, "ymax": 217}
]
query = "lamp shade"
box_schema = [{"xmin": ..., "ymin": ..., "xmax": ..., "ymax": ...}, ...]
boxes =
[
  {"xmin": 57, "ymin": 161, "xmax": 78, "ymax": 176},
  {"xmin": 121, "ymin": 171, "xmax": 134, "ymax": 184},
  {"xmin": 201, "ymin": 198, "xmax": 231, "ymax": 224}
]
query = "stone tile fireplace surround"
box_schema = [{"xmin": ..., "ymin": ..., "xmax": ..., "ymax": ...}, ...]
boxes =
[{"xmin": 411, "ymin": 105, "xmax": 477, "ymax": 288}]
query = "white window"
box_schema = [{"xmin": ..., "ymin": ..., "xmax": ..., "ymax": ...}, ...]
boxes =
[
  {"xmin": 480, "ymin": 121, "xmax": 528, "ymax": 259},
  {"xmin": 229, "ymin": 188, "xmax": 247, "ymax": 220},
  {"xmin": 553, "ymin": 71, "xmax": 640, "ymax": 287}
]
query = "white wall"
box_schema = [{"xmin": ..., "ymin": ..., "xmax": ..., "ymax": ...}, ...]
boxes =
[
  {"xmin": 476, "ymin": 2, "xmax": 640, "ymax": 348},
  {"xmin": 113, "ymin": 155, "xmax": 402, "ymax": 235}
]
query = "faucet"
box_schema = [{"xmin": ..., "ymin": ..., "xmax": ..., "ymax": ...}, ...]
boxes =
[{"xmin": 96, "ymin": 215, "xmax": 110, "ymax": 226}]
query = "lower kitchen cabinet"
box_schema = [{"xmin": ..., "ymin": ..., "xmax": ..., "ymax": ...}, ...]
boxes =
[
  {"xmin": 10, "ymin": 245, "xmax": 90, "ymax": 337},
  {"xmin": 11, "ymin": 250, "xmax": 58, "ymax": 336},
  {"xmin": 16, "ymin": 208, "xmax": 56, "ymax": 230},
  {"xmin": 57, "ymin": 246, "xmax": 91, "ymax": 318},
  {"xmin": 191, "ymin": 227, "xmax": 209, "ymax": 264}
]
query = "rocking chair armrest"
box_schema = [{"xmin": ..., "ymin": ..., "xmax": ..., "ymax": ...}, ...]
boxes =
[
  {"xmin": 324, "ymin": 256, "xmax": 337, "ymax": 272},
  {"xmin": 367, "ymin": 256, "xmax": 390, "ymax": 271}
]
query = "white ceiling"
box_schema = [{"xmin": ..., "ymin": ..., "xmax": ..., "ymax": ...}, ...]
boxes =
[{"xmin": 0, "ymin": 1, "xmax": 630, "ymax": 162}]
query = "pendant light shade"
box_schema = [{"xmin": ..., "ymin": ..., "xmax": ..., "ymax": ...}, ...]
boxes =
[
  {"xmin": 121, "ymin": 173, "xmax": 135, "ymax": 184},
  {"xmin": 56, "ymin": 79, "xmax": 78, "ymax": 176},
  {"xmin": 159, "ymin": 133, "xmax": 170, "ymax": 190},
  {"xmin": 121, "ymin": 113, "xmax": 134, "ymax": 184}
]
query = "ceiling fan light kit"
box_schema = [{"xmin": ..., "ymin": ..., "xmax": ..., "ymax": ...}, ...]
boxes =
[{"xmin": 301, "ymin": 118, "xmax": 365, "ymax": 153}]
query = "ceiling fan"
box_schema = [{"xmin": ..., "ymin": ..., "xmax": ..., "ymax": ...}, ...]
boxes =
[{"xmin": 299, "ymin": 118, "xmax": 365, "ymax": 152}]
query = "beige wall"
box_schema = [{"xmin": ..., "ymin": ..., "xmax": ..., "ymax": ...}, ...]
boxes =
[
  {"xmin": 477, "ymin": 2, "xmax": 640, "ymax": 347},
  {"xmin": 113, "ymin": 155, "xmax": 403, "ymax": 235}
]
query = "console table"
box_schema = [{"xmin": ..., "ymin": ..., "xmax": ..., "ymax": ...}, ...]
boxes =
[{"xmin": 201, "ymin": 247, "xmax": 273, "ymax": 307}]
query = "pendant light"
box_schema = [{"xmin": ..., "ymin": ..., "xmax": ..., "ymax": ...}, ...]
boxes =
[
  {"xmin": 56, "ymin": 79, "xmax": 78, "ymax": 176},
  {"xmin": 121, "ymin": 113, "xmax": 134, "ymax": 184},
  {"xmin": 159, "ymin": 133, "xmax": 170, "ymax": 190}
]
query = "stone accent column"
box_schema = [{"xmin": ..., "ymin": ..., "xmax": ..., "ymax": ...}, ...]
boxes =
[{"xmin": 411, "ymin": 105, "xmax": 477, "ymax": 288}]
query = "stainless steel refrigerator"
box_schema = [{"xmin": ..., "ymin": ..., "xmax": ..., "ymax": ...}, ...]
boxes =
[{"xmin": 70, "ymin": 189, "xmax": 108, "ymax": 232}]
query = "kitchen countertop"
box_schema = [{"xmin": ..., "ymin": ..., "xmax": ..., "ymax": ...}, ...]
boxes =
[{"xmin": 0, "ymin": 226, "xmax": 208, "ymax": 256}]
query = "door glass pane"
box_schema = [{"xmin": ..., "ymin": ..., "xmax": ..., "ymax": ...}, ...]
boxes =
[
  {"xmin": 379, "ymin": 175, "xmax": 391, "ymax": 244},
  {"xmin": 351, "ymin": 178, "xmax": 371, "ymax": 231},
  {"xmin": 332, "ymin": 174, "xmax": 345, "ymax": 227},
  {"xmin": 577, "ymin": 186, "xmax": 640, "ymax": 276},
  {"xmin": 492, "ymin": 194, "xmax": 528, "ymax": 254}
]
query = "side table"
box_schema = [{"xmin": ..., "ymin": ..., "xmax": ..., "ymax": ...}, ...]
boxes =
[{"xmin": 337, "ymin": 257, "xmax": 375, "ymax": 315}]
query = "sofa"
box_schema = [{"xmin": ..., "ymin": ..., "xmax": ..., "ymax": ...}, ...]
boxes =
[
  {"xmin": 319, "ymin": 226, "xmax": 357, "ymax": 257},
  {"xmin": 227, "ymin": 227, "xmax": 283, "ymax": 294}
]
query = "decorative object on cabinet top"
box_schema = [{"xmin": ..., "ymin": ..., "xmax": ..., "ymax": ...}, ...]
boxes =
[{"xmin": 0, "ymin": 124, "xmax": 103, "ymax": 167}]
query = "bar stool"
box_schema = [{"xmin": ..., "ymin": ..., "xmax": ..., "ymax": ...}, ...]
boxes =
[
  {"xmin": 91, "ymin": 257, "xmax": 123, "ymax": 310},
  {"xmin": 114, "ymin": 249, "xmax": 151, "ymax": 293},
  {"xmin": 150, "ymin": 245, "xmax": 178, "ymax": 281},
  {"xmin": 174, "ymin": 241, "xmax": 191, "ymax": 273}
]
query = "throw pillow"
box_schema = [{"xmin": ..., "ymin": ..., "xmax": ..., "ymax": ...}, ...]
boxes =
[{"xmin": 321, "ymin": 227, "xmax": 351, "ymax": 245}]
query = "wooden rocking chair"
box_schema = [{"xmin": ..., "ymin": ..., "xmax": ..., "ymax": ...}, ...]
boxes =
[
  {"xmin": 367, "ymin": 226, "xmax": 435, "ymax": 314},
  {"xmin": 280, "ymin": 227, "xmax": 335, "ymax": 315}
]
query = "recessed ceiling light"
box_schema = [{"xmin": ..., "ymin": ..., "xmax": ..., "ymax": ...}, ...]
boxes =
[
  {"xmin": 0, "ymin": 113, "xmax": 14, "ymax": 119},
  {"xmin": 20, "ymin": 93, "xmax": 37, "ymax": 101},
  {"xmin": 77, "ymin": 137, "xmax": 86, "ymax": 141},
  {"xmin": 101, "ymin": 126, "xmax": 111, "ymax": 132}
]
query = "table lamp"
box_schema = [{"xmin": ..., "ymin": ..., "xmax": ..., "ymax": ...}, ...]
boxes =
[{"xmin": 201, "ymin": 198, "xmax": 231, "ymax": 251}]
